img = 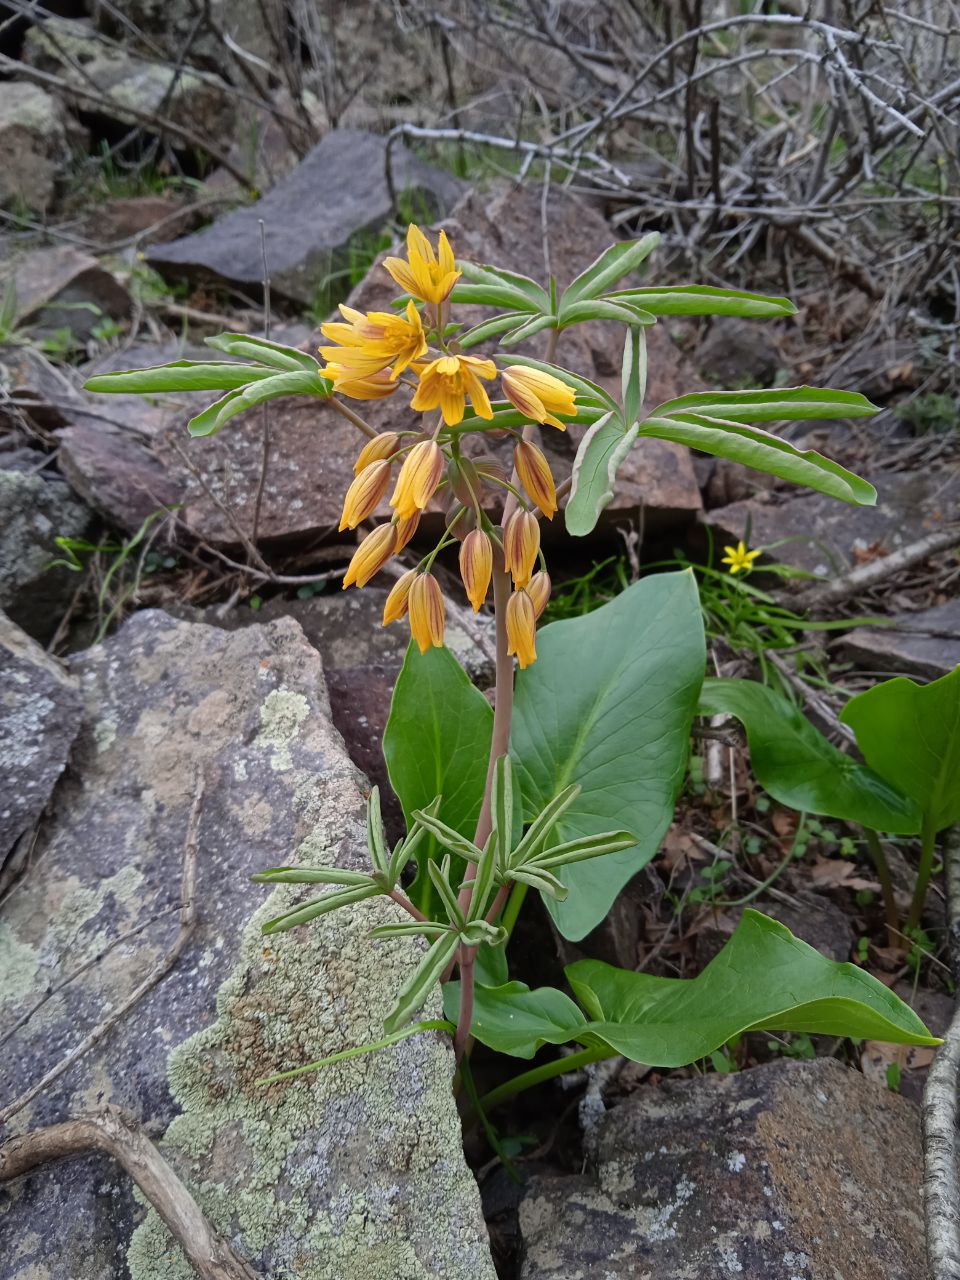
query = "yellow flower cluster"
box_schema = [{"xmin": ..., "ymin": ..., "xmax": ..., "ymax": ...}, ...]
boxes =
[{"xmin": 329, "ymin": 223, "xmax": 574, "ymax": 666}]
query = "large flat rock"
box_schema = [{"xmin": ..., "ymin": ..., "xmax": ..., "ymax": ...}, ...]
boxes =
[
  {"xmin": 148, "ymin": 128, "xmax": 465, "ymax": 304},
  {"xmin": 0, "ymin": 610, "xmax": 494, "ymax": 1280},
  {"xmin": 838, "ymin": 596, "xmax": 960, "ymax": 678},
  {"xmin": 520, "ymin": 1058, "xmax": 925, "ymax": 1279},
  {"xmin": 703, "ymin": 465, "xmax": 959, "ymax": 577}
]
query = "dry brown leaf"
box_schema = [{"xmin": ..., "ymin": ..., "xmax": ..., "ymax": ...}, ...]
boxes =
[{"xmin": 808, "ymin": 857, "xmax": 879, "ymax": 892}]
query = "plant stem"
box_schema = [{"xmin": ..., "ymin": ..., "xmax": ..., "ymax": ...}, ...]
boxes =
[
  {"xmin": 907, "ymin": 816, "xmax": 939, "ymax": 930},
  {"xmin": 478, "ymin": 1044, "xmax": 612, "ymax": 1115},
  {"xmin": 499, "ymin": 881, "xmax": 528, "ymax": 939},
  {"xmin": 453, "ymin": 945, "xmax": 475, "ymax": 1063},
  {"xmin": 328, "ymin": 396, "xmax": 378, "ymax": 440},
  {"xmin": 386, "ymin": 888, "xmax": 428, "ymax": 923},
  {"xmin": 863, "ymin": 826, "xmax": 899, "ymax": 940}
]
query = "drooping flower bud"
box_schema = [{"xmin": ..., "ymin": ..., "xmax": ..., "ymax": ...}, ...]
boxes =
[
  {"xmin": 459, "ymin": 529, "xmax": 493, "ymax": 613},
  {"xmin": 503, "ymin": 509, "xmax": 540, "ymax": 589},
  {"xmin": 501, "ymin": 365, "xmax": 576, "ymax": 430},
  {"xmin": 514, "ymin": 439, "xmax": 557, "ymax": 519},
  {"xmin": 506, "ymin": 589, "xmax": 537, "ymax": 669},
  {"xmin": 354, "ymin": 431, "xmax": 400, "ymax": 475},
  {"xmin": 342, "ymin": 523, "xmax": 396, "ymax": 590},
  {"xmin": 408, "ymin": 572, "xmax": 445, "ymax": 654},
  {"xmin": 382, "ymin": 568, "xmax": 417, "ymax": 626},
  {"xmin": 338, "ymin": 459, "xmax": 392, "ymax": 530},
  {"xmin": 526, "ymin": 570, "xmax": 552, "ymax": 620},
  {"xmin": 393, "ymin": 510, "xmax": 421, "ymax": 552},
  {"xmin": 390, "ymin": 440, "xmax": 444, "ymax": 520}
]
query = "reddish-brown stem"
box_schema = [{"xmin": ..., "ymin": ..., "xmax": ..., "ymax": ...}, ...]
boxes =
[
  {"xmin": 453, "ymin": 946, "xmax": 475, "ymax": 1063},
  {"xmin": 485, "ymin": 881, "xmax": 512, "ymax": 925},
  {"xmin": 387, "ymin": 888, "xmax": 428, "ymax": 923}
]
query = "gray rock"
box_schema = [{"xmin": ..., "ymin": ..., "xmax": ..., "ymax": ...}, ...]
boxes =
[
  {"xmin": 0, "ymin": 244, "xmax": 130, "ymax": 341},
  {"xmin": 837, "ymin": 597, "xmax": 960, "ymax": 678},
  {"xmin": 95, "ymin": 0, "xmax": 273, "ymax": 77},
  {"xmin": 695, "ymin": 315, "xmax": 782, "ymax": 387},
  {"xmin": 0, "ymin": 609, "xmax": 494, "ymax": 1280},
  {"xmin": 520, "ymin": 1058, "xmax": 925, "ymax": 1279},
  {"xmin": 0, "ymin": 610, "xmax": 81, "ymax": 859},
  {"xmin": 0, "ymin": 82, "xmax": 73, "ymax": 214},
  {"xmin": 703, "ymin": 466, "xmax": 960, "ymax": 576},
  {"xmin": 23, "ymin": 17, "xmax": 235, "ymax": 145},
  {"xmin": 0, "ymin": 468, "xmax": 93, "ymax": 642},
  {"xmin": 148, "ymin": 127, "xmax": 465, "ymax": 305},
  {"xmin": 0, "ymin": 342, "xmax": 89, "ymax": 432}
]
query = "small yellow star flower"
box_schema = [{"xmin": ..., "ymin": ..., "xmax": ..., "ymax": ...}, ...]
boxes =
[
  {"xmin": 320, "ymin": 300, "xmax": 427, "ymax": 380},
  {"xmin": 721, "ymin": 541, "xmax": 763, "ymax": 575},
  {"xmin": 501, "ymin": 366, "xmax": 576, "ymax": 430},
  {"xmin": 408, "ymin": 572, "xmax": 445, "ymax": 654},
  {"xmin": 389, "ymin": 440, "xmax": 445, "ymax": 521},
  {"xmin": 411, "ymin": 353, "xmax": 496, "ymax": 427},
  {"xmin": 506, "ymin": 589, "xmax": 537, "ymax": 669},
  {"xmin": 384, "ymin": 224, "xmax": 461, "ymax": 306}
]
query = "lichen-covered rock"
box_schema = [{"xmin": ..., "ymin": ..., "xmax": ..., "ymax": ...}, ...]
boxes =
[
  {"xmin": 0, "ymin": 468, "xmax": 93, "ymax": 642},
  {"xmin": 0, "ymin": 81, "xmax": 74, "ymax": 213},
  {"xmin": 0, "ymin": 610, "xmax": 494, "ymax": 1280},
  {"xmin": 0, "ymin": 610, "xmax": 81, "ymax": 861},
  {"xmin": 519, "ymin": 1058, "xmax": 925, "ymax": 1279}
]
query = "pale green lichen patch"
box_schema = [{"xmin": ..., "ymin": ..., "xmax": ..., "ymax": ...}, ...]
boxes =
[
  {"xmin": 128, "ymin": 773, "xmax": 495, "ymax": 1280},
  {"xmin": 0, "ymin": 923, "xmax": 41, "ymax": 1008},
  {"xmin": 255, "ymin": 689, "xmax": 311, "ymax": 771}
]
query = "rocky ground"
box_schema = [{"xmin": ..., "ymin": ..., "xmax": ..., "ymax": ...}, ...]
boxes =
[{"xmin": 0, "ymin": 5, "xmax": 958, "ymax": 1279}]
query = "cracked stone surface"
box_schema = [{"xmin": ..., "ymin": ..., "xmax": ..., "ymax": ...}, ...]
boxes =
[
  {"xmin": 519, "ymin": 1058, "xmax": 925, "ymax": 1280},
  {"xmin": 0, "ymin": 609, "xmax": 494, "ymax": 1280}
]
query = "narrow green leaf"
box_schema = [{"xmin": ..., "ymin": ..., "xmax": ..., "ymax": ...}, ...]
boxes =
[
  {"xmin": 840, "ymin": 667, "xmax": 960, "ymax": 835},
  {"xmin": 449, "ymin": 282, "xmax": 540, "ymax": 311},
  {"xmin": 561, "ymin": 233, "xmax": 661, "ymax": 306},
  {"xmin": 607, "ymin": 284, "xmax": 797, "ymax": 318},
  {"xmin": 428, "ymin": 857, "xmax": 467, "ymax": 929},
  {"xmin": 256, "ymin": 1019, "xmax": 455, "ymax": 1086},
  {"xmin": 366, "ymin": 786, "xmax": 389, "ymax": 878},
  {"xmin": 558, "ymin": 299, "xmax": 656, "ymax": 328},
  {"xmin": 536, "ymin": 830, "xmax": 638, "ymax": 869},
  {"xmin": 652, "ymin": 385, "xmax": 879, "ymax": 423},
  {"xmin": 84, "ymin": 361, "xmax": 278, "ymax": 395},
  {"xmin": 565, "ymin": 413, "xmax": 639, "ymax": 537},
  {"xmin": 252, "ymin": 866, "xmax": 376, "ymax": 887},
  {"xmin": 638, "ymin": 414, "xmax": 876, "ymax": 506},
  {"xmin": 188, "ymin": 369, "xmax": 330, "ymax": 437},
  {"xmin": 500, "ymin": 314, "xmax": 558, "ymax": 346},
  {"xmin": 510, "ymin": 867, "xmax": 568, "ymax": 899},
  {"xmin": 460, "ymin": 920, "xmax": 507, "ymax": 947},
  {"xmin": 384, "ymin": 931, "xmax": 462, "ymax": 1034},
  {"xmin": 369, "ymin": 922, "xmax": 452, "ymax": 939},
  {"xmin": 261, "ymin": 884, "xmax": 381, "ymax": 934},
  {"xmin": 699, "ymin": 678, "xmax": 922, "ymax": 834},
  {"xmin": 491, "ymin": 755, "xmax": 513, "ymax": 869},
  {"xmin": 621, "ymin": 326, "xmax": 647, "ymax": 426},
  {"xmin": 458, "ymin": 311, "xmax": 530, "ymax": 350},
  {"xmin": 411, "ymin": 810, "xmax": 484, "ymax": 864},
  {"xmin": 205, "ymin": 332, "xmax": 320, "ymax": 372},
  {"xmin": 459, "ymin": 261, "xmax": 551, "ymax": 308},
  {"xmin": 510, "ymin": 783, "xmax": 582, "ymax": 867},
  {"xmin": 511, "ymin": 572, "xmax": 704, "ymax": 940}
]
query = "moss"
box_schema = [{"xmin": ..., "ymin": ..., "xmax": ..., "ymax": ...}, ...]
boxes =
[{"xmin": 128, "ymin": 772, "xmax": 495, "ymax": 1280}]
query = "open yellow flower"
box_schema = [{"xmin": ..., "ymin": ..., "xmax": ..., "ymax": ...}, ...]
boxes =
[
  {"xmin": 384, "ymin": 224, "xmax": 461, "ymax": 306},
  {"xmin": 411, "ymin": 354, "xmax": 496, "ymax": 427},
  {"xmin": 320, "ymin": 300, "xmax": 426, "ymax": 379},
  {"xmin": 390, "ymin": 440, "xmax": 445, "ymax": 520},
  {"xmin": 506, "ymin": 590, "xmax": 537, "ymax": 669},
  {"xmin": 721, "ymin": 541, "xmax": 762, "ymax": 575},
  {"xmin": 501, "ymin": 365, "xmax": 576, "ymax": 430},
  {"xmin": 408, "ymin": 572, "xmax": 445, "ymax": 653},
  {"xmin": 322, "ymin": 366, "xmax": 398, "ymax": 401}
]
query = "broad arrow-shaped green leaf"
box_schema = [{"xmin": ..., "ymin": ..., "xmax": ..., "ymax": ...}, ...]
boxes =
[
  {"xmin": 700, "ymin": 678, "xmax": 922, "ymax": 834},
  {"xmin": 510, "ymin": 570, "xmax": 705, "ymax": 939},
  {"xmin": 840, "ymin": 666, "xmax": 960, "ymax": 835}
]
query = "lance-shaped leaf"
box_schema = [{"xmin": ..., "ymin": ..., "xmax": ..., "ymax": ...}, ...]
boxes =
[
  {"xmin": 651, "ymin": 386, "xmax": 878, "ymax": 424},
  {"xmin": 389, "ymin": 796, "xmax": 442, "ymax": 885},
  {"xmin": 384, "ymin": 930, "xmax": 461, "ymax": 1034},
  {"xmin": 460, "ymin": 920, "xmax": 507, "ymax": 948},
  {"xmin": 511, "ymin": 571, "xmax": 704, "ymax": 940},
  {"xmin": 699, "ymin": 678, "xmax": 922, "ymax": 834},
  {"xmin": 205, "ymin": 332, "xmax": 321, "ymax": 372},
  {"xmin": 565, "ymin": 412, "xmax": 640, "ymax": 538},
  {"xmin": 84, "ymin": 360, "xmax": 278, "ymax": 394},
  {"xmin": 261, "ymin": 883, "xmax": 382, "ymax": 934},
  {"xmin": 840, "ymin": 666, "xmax": 960, "ymax": 836},
  {"xmin": 459, "ymin": 910, "xmax": 938, "ymax": 1061},
  {"xmin": 412, "ymin": 809, "xmax": 484, "ymax": 864},
  {"xmin": 560, "ymin": 232, "xmax": 661, "ymax": 306},
  {"xmin": 428, "ymin": 856, "xmax": 468, "ymax": 929},
  {"xmin": 458, "ymin": 311, "xmax": 531, "ymax": 350},
  {"xmin": 370, "ymin": 921, "xmax": 452, "ymax": 940},
  {"xmin": 188, "ymin": 369, "xmax": 330, "ymax": 437},
  {"xmin": 500, "ymin": 313, "xmax": 558, "ymax": 346},
  {"xmin": 607, "ymin": 284, "xmax": 797, "ymax": 318},
  {"xmin": 458, "ymin": 261, "xmax": 551, "ymax": 309},
  {"xmin": 509, "ymin": 866, "xmax": 568, "ymax": 900},
  {"xmin": 509, "ymin": 783, "xmax": 581, "ymax": 868},
  {"xmin": 557, "ymin": 299, "xmax": 656, "ymax": 329},
  {"xmin": 534, "ymin": 830, "xmax": 638, "ymax": 869},
  {"xmin": 491, "ymin": 754, "xmax": 514, "ymax": 869},
  {"xmin": 366, "ymin": 786, "xmax": 390, "ymax": 878},
  {"xmin": 638, "ymin": 414, "xmax": 876, "ymax": 506},
  {"xmin": 449, "ymin": 282, "xmax": 541, "ymax": 311},
  {"xmin": 252, "ymin": 866, "xmax": 377, "ymax": 887},
  {"xmin": 621, "ymin": 326, "xmax": 647, "ymax": 426}
]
